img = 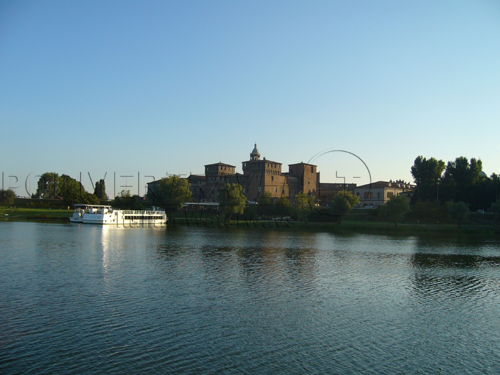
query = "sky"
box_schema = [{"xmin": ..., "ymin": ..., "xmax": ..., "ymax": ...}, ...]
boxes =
[{"xmin": 1, "ymin": 0, "xmax": 499, "ymax": 197}]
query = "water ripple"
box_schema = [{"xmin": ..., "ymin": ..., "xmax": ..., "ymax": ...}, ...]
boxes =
[{"xmin": 1, "ymin": 223, "xmax": 500, "ymax": 374}]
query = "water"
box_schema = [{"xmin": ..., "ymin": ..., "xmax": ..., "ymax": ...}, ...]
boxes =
[{"xmin": 1, "ymin": 222, "xmax": 500, "ymax": 374}]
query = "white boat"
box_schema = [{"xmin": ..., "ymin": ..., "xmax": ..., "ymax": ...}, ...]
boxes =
[
  {"xmin": 69, "ymin": 204, "xmax": 92, "ymax": 223},
  {"xmin": 70, "ymin": 204, "xmax": 167, "ymax": 226}
]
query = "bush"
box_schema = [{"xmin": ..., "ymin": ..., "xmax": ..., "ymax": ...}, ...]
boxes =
[{"xmin": 0, "ymin": 189, "xmax": 16, "ymax": 206}]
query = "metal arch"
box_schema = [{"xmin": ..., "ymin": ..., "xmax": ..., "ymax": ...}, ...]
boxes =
[{"xmin": 307, "ymin": 149, "xmax": 373, "ymax": 204}]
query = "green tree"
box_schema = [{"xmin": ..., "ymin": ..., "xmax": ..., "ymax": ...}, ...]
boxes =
[
  {"xmin": 59, "ymin": 174, "xmax": 99, "ymax": 205},
  {"xmin": 94, "ymin": 179, "xmax": 108, "ymax": 200},
  {"xmin": 119, "ymin": 190, "xmax": 130, "ymax": 198},
  {"xmin": 218, "ymin": 183, "xmax": 247, "ymax": 221},
  {"xmin": 147, "ymin": 176, "xmax": 192, "ymax": 213},
  {"xmin": 411, "ymin": 156, "xmax": 445, "ymax": 186},
  {"xmin": 443, "ymin": 157, "xmax": 482, "ymax": 186},
  {"xmin": 275, "ymin": 196, "xmax": 291, "ymax": 218},
  {"xmin": 36, "ymin": 172, "xmax": 61, "ymax": 198},
  {"xmin": 257, "ymin": 191, "xmax": 273, "ymax": 216},
  {"xmin": 0, "ymin": 189, "xmax": 16, "ymax": 206},
  {"xmin": 411, "ymin": 156, "xmax": 445, "ymax": 202},
  {"xmin": 258, "ymin": 191, "xmax": 272, "ymax": 206},
  {"xmin": 441, "ymin": 157, "xmax": 483, "ymax": 205},
  {"xmin": 379, "ymin": 195, "xmax": 410, "ymax": 227},
  {"xmin": 447, "ymin": 201, "xmax": 469, "ymax": 228},
  {"xmin": 329, "ymin": 191, "xmax": 360, "ymax": 225},
  {"xmin": 294, "ymin": 191, "xmax": 315, "ymax": 221},
  {"xmin": 114, "ymin": 190, "xmax": 145, "ymax": 210}
]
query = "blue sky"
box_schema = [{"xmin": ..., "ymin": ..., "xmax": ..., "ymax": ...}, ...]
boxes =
[{"xmin": 1, "ymin": 0, "xmax": 499, "ymax": 196}]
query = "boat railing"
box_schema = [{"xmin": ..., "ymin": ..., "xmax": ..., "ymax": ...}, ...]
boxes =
[{"xmin": 120, "ymin": 210, "xmax": 165, "ymax": 215}]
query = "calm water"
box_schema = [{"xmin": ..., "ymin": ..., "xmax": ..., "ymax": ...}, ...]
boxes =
[{"xmin": 1, "ymin": 222, "xmax": 500, "ymax": 374}]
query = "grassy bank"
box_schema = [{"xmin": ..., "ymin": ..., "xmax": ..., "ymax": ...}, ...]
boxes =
[{"xmin": 0, "ymin": 207, "xmax": 72, "ymax": 221}]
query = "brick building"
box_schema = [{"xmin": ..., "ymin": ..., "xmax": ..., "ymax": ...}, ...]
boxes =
[{"xmin": 186, "ymin": 144, "xmax": 318, "ymax": 203}]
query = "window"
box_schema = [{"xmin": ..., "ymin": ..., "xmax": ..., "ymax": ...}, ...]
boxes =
[
  {"xmin": 387, "ymin": 192, "xmax": 394, "ymax": 198},
  {"xmin": 275, "ymin": 187, "xmax": 278, "ymax": 193},
  {"xmin": 258, "ymin": 187, "xmax": 261, "ymax": 192},
  {"xmin": 311, "ymin": 166, "xmax": 313, "ymax": 173}
]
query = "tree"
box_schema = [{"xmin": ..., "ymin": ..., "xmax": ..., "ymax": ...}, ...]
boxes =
[
  {"xmin": 411, "ymin": 156, "xmax": 445, "ymax": 186},
  {"xmin": 114, "ymin": 190, "xmax": 145, "ymax": 210},
  {"xmin": 218, "ymin": 183, "xmax": 246, "ymax": 220},
  {"xmin": 36, "ymin": 172, "xmax": 61, "ymax": 198},
  {"xmin": 147, "ymin": 176, "xmax": 192, "ymax": 213},
  {"xmin": 294, "ymin": 191, "xmax": 316, "ymax": 221},
  {"xmin": 329, "ymin": 191, "xmax": 360, "ymax": 225},
  {"xmin": 0, "ymin": 189, "xmax": 16, "ymax": 206},
  {"xmin": 94, "ymin": 179, "xmax": 108, "ymax": 200},
  {"xmin": 59, "ymin": 174, "xmax": 99, "ymax": 205},
  {"xmin": 258, "ymin": 191, "xmax": 272, "ymax": 206},
  {"xmin": 443, "ymin": 157, "xmax": 482, "ymax": 186},
  {"xmin": 441, "ymin": 157, "xmax": 483, "ymax": 205},
  {"xmin": 275, "ymin": 196, "xmax": 291, "ymax": 217},
  {"xmin": 379, "ymin": 195, "xmax": 410, "ymax": 227},
  {"xmin": 411, "ymin": 156, "xmax": 445, "ymax": 202},
  {"xmin": 257, "ymin": 191, "xmax": 273, "ymax": 216},
  {"xmin": 447, "ymin": 201, "xmax": 469, "ymax": 228}
]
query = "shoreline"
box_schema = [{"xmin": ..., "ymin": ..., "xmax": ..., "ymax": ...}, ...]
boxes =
[{"xmin": 2, "ymin": 207, "xmax": 499, "ymax": 236}]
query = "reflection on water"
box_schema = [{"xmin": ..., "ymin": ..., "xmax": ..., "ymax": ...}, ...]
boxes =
[{"xmin": 1, "ymin": 223, "xmax": 500, "ymax": 374}]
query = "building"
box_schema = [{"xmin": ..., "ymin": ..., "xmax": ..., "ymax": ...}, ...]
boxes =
[
  {"xmin": 316, "ymin": 183, "xmax": 357, "ymax": 205},
  {"xmin": 353, "ymin": 180, "xmax": 414, "ymax": 208},
  {"xmin": 182, "ymin": 144, "xmax": 318, "ymax": 203}
]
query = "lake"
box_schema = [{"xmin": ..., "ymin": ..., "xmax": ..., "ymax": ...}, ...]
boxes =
[{"xmin": 1, "ymin": 222, "xmax": 500, "ymax": 374}]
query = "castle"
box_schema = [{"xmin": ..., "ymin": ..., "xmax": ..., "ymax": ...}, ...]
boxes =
[
  {"xmin": 148, "ymin": 144, "xmax": 415, "ymax": 207},
  {"xmin": 187, "ymin": 144, "xmax": 318, "ymax": 202}
]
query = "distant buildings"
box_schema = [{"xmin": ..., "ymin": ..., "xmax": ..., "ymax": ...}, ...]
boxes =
[
  {"xmin": 354, "ymin": 180, "xmax": 414, "ymax": 208},
  {"xmin": 148, "ymin": 144, "xmax": 414, "ymax": 206}
]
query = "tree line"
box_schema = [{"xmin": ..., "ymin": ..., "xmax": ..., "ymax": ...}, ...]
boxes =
[
  {"xmin": 411, "ymin": 156, "xmax": 498, "ymax": 210},
  {"xmin": 0, "ymin": 172, "xmax": 109, "ymax": 206}
]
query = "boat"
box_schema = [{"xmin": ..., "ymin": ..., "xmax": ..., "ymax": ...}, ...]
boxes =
[
  {"xmin": 69, "ymin": 204, "xmax": 168, "ymax": 226},
  {"xmin": 69, "ymin": 204, "xmax": 91, "ymax": 223}
]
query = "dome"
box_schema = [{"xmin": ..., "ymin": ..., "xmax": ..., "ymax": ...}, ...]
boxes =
[{"xmin": 250, "ymin": 143, "xmax": 261, "ymax": 160}]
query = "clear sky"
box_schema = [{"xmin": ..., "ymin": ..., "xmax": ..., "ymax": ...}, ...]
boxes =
[{"xmin": 1, "ymin": 0, "xmax": 499, "ymax": 196}]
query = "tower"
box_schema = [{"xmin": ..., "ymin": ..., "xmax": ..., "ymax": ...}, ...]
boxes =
[{"xmin": 250, "ymin": 143, "xmax": 261, "ymax": 161}]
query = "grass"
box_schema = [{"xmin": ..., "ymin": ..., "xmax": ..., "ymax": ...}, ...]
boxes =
[{"xmin": 0, "ymin": 207, "xmax": 72, "ymax": 221}]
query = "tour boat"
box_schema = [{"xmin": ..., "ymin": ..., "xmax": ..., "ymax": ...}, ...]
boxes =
[
  {"xmin": 70, "ymin": 204, "xmax": 167, "ymax": 226},
  {"xmin": 69, "ymin": 204, "xmax": 91, "ymax": 223}
]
